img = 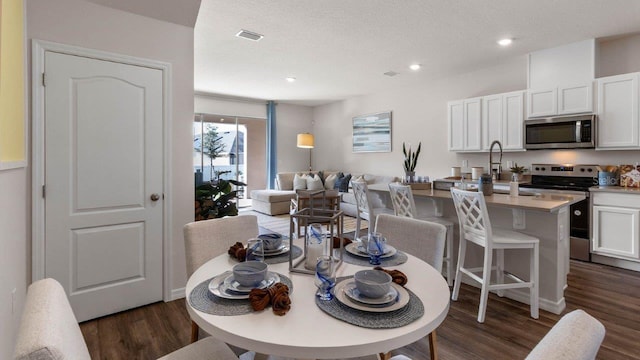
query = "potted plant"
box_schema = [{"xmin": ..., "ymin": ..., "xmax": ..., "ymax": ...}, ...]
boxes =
[
  {"xmin": 195, "ymin": 178, "xmax": 247, "ymax": 220},
  {"xmin": 509, "ymin": 163, "xmax": 528, "ymax": 182},
  {"xmin": 402, "ymin": 142, "xmax": 422, "ymax": 182}
]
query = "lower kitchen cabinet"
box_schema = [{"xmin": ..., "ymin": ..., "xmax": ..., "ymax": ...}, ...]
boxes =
[{"xmin": 592, "ymin": 192, "xmax": 640, "ymax": 261}]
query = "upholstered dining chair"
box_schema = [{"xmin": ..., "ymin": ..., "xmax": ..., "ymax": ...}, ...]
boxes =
[
  {"xmin": 14, "ymin": 278, "xmax": 238, "ymax": 360},
  {"xmin": 375, "ymin": 213, "xmax": 447, "ymax": 360},
  {"xmin": 351, "ymin": 179, "xmax": 392, "ymax": 240},
  {"xmin": 388, "ymin": 182, "xmax": 455, "ymax": 286},
  {"xmin": 526, "ymin": 309, "xmax": 605, "ymax": 360},
  {"xmin": 183, "ymin": 215, "xmax": 259, "ymax": 343},
  {"xmin": 450, "ymin": 188, "xmax": 539, "ymax": 323}
]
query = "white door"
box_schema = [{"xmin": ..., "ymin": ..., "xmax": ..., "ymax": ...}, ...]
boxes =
[{"xmin": 44, "ymin": 51, "xmax": 164, "ymax": 322}]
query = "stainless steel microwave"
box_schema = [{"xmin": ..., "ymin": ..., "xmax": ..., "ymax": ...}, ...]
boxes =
[{"xmin": 525, "ymin": 114, "xmax": 596, "ymax": 150}]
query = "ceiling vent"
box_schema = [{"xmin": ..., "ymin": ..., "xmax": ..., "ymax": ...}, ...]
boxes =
[
  {"xmin": 236, "ymin": 29, "xmax": 264, "ymax": 41},
  {"xmin": 384, "ymin": 71, "xmax": 399, "ymax": 77}
]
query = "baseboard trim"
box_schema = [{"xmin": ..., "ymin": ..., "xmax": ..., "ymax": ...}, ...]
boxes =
[{"xmin": 170, "ymin": 287, "xmax": 186, "ymax": 301}]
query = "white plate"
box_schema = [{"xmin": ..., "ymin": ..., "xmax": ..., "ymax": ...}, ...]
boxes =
[
  {"xmin": 223, "ymin": 271, "xmax": 279, "ymax": 293},
  {"xmin": 343, "ymin": 280, "xmax": 399, "ymax": 306},
  {"xmin": 334, "ymin": 279, "xmax": 409, "ymax": 313},
  {"xmin": 259, "ymin": 240, "xmax": 290, "ymax": 257},
  {"xmin": 208, "ymin": 271, "xmax": 280, "ymax": 300},
  {"xmin": 345, "ymin": 243, "xmax": 397, "ymax": 259}
]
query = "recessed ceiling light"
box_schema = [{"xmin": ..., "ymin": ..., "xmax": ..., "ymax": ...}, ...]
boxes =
[
  {"xmin": 286, "ymin": 77, "xmax": 296, "ymax": 82},
  {"xmin": 236, "ymin": 29, "xmax": 264, "ymax": 41},
  {"xmin": 409, "ymin": 64, "xmax": 421, "ymax": 71},
  {"xmin": 497, "ymin": 38, "xmax": 513, "ymax": 46}
]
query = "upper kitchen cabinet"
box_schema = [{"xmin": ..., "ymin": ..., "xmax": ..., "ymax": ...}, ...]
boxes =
[
  {"xmin": 527, "ymin": 40, "xmax": 595, "ymax": 118},
  {"xmin": 448, "ymin": 97, "xmax": 482, "ymax": 151},
  {"xmin": 596, "ymin": 72, "xmax": 639, "ymax": 149},
  {"xmin": 482, "ymin": 91, "xmax": 525, "ymax": 151}
]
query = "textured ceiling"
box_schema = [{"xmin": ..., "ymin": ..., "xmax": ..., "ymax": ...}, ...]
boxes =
[
  {"xmin": 83, "ymin": 0, "xmax": 202, "ymax": 27},
  {"xmin": 194, "ymin": 0, "xmax": 640, "ymax": 106}
]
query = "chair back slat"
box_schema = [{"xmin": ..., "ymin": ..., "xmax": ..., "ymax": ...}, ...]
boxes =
[
  {"xmin": 351, "ymin": 180, "xmax": 373, "ymax": 217},
  {"xmin": 388, "ymin": 182, "xmax": 418, "ymax": 218},
  {"xmin": 450, "ymin": 188, "xmax": 492, "ymax": 248}
]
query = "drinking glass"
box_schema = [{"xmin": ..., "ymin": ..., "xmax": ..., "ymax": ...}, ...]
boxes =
[
  {"xmin": 367, "ymin": 232, "xmax": 386, "ymax": 265},
  {"xmin": 315, "ymin": 255, "xmax": 335, "ymax": 300},
  {"xmin": 245, "ymin": 238, "xmax": 264, "ymax": 262}
]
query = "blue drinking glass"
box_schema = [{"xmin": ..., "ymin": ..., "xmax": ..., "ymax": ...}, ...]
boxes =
[
  {"xmin": 367, "ymin": 232, "xmax": 386, "ymax": 265},
  {"xmin": 315, "ymin": 255, "xmax": 335, "ymax": 300}
]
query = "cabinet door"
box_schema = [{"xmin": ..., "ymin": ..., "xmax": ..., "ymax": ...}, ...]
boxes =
[
  {"xmin": 482, "ymin": 95, "xmax": 502, "ymax": 151},
  {"xmin": 527, "ymin": 88, "xmax": 557, "ymax": 118},
  {"xmin": 597, "ymin": 73, "xmax": 639, "ymax": 149},
  {"xmin": 464, "ymin": 98, "xmax": 482, "ymax": 151},
  {"xmin": 502, "ymin": 91, "xmax": 524, "ymax": 150},
  {"xmin": 592, "ymin": 205, "xmax": 640, "ymax": 260},
  {"xmin": 558, "ymin": 83, "xmax": 593, "ymax": 115},
  {"xmin": 448, "ymin": 101, "xmax": 464, "ymax": 151}
]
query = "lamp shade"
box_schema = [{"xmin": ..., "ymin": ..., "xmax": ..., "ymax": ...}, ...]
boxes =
[{"xmin": 297, "ymin": 133, "xmax": 314, "ymax": 148}]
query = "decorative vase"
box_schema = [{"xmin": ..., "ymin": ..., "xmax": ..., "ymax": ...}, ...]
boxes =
[
  {"xmin": 405, "ymin": 171, "xmax": 415, "ymax": 183},
  {"xmin": 511, "ymin": 173, "xmax": 523, "ymax": 182}
]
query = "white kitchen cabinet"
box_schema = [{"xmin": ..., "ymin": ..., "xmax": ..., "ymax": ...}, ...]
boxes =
[
  {"xmin": 482, "ymin": 91, "xmax": 524, "ymax": 151},
  {"xmin": 592, "ymin": 192, "xmax": 640, "ymax": 261},
  {"xmin": 526, "ymin": 83, "xmax": 593, "ymax": 118},
  {"xmin": 596, "ymin": 73, "xmax": 639, "ymax": 149},
  {"xmin": 448, "ymin": 97, "xmax": 481, "ymax": 151}
]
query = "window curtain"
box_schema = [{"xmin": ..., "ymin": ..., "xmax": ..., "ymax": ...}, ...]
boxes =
[{"xmin": 267, "ymin": 101, "xmax": 277, "ymax": 189}]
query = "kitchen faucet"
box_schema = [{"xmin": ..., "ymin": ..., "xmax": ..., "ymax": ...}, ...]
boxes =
[{"xmin": 488, "ymin": 140, "xmax": 503, "ymax": 180}]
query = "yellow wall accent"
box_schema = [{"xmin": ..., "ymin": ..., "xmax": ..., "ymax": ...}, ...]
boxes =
[{"xmin": 0, "ymin": 0, "xmax": 25, "ymax": 163}]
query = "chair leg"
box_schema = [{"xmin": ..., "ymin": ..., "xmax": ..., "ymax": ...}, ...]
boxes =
[
  {"xmin": 445, "ymin": 225, "xmax": 454, "ymax": 287},
  {"xmin": 496, "ymin": 249, "xmax": 504, "ymax": 297},
  {"xmin": 190, "ymin": 320, "xmax": 199, "ymax": 343},
  {"xmin": 428, "ymin": 330, "xmax": 439, "ymax": 360},
  {"xmin": 477, "ymin": 248, "xmax": 493, "ymax": 323},
  {"xmin": 378, "ymin": 352, "xmax": 391, "ymax": 360},
  {"xmin": 355, "ymin": 215, "xmax": 361, "ymax": 241},
  {"xmin": 451, "ymin": 237, "xmax": 467, "ymax": 301},
  {"xmin": 531, "ymin": 243, "xmax": 540, "ymax": 319}
]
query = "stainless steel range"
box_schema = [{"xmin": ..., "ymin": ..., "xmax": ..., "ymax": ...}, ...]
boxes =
[{"xmin": 520, "ymin": 164, "xmax": 598, "ymax": 261}]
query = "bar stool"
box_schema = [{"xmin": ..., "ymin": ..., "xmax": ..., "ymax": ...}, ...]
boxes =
[
  {"xmin": 450, "ymin": 188, "xmax": 539, "ymax": 323},
  {"xmin": 351, "ymin": 179, "xmax": 392, "ymax": 240},
  {"xmin": 388, "ymin": 182, "xmax": 455, "ymax": 286}
]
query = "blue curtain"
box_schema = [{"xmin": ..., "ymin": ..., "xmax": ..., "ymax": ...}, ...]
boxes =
[{"xmin": 267, "ymin": 101, "xmax": 277, "ymax": 189}]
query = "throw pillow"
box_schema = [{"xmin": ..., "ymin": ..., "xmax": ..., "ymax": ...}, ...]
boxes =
[
  {"xmin": 306, "ymin": 174, "xmax": 324, "ymax": 191},
  {"xmin": 324, "ymin": 173, "xmax": 338, "ymax": 190},
  {"xmin": 293, "ymin": 173, "xmax": 308, "ymax": 191},
  {"xmin": 317, "ymin": 170, "xmax": 325, "ymax": 185},
  {"xmin": 334, "ymin": 173, "xmax": 351, "ymax": 192},
  {"xmin": 276, "ymin": 173, "xmax": 294, "ymax": 190}
]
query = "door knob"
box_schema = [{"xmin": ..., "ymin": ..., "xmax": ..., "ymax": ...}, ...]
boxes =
[{"xmin": 150, "ymin": 193, "xmax": 160, "ymax": 201}]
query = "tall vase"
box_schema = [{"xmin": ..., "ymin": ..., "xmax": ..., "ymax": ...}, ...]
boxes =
[{"xmin": 405, "ymin": 171, "xmax": 415, "ymax": 183}]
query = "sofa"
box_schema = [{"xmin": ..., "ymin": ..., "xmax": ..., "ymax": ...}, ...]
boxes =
[{"xmin": 250, "ymin": 171, "xmax": 398, "ymax": 217}]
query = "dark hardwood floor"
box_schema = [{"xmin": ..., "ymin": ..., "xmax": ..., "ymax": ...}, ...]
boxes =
[{"xmin": 80, "ymin": 260, "xmax": 640, "ymax": 360}]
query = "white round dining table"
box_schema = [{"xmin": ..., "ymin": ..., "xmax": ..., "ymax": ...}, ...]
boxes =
[{"xmin": 185, "ymin": 245, "xmax": 450, "ymax": 360}]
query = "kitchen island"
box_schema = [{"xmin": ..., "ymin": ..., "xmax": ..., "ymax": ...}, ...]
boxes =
[{"xmin": 368, "ymin": 183, "xmax": 585, "ymax": 314}]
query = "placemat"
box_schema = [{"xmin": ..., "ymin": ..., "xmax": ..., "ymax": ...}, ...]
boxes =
[
  {"xmin": 342, "ymin": 250, "xmax": 408, "ymax": 267},
  {"xmin": 315, "ymin": 277, "xmax": 424, "ymax": 329},
  {"xmin": 189, "ymin": 272, "xmax": 293, "ymax": 316},
  {"xmin": 264, "ymin": 245, "xmax": 302, "ymax": 265}
]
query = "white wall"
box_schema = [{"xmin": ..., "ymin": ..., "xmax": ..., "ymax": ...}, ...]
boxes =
[
  {"xmin": 314, "ymin": 35, "xmax": 640, "ymax": 180},
  {"xmin": 0, "ymin": 168, "xmax": 28, "ymax": 359},
  {"xmin": 27, "ymin": 0, "xmax": 195, "ymax": 302}
]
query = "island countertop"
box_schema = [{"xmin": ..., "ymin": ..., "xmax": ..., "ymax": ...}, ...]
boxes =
[{"xmin": 367, "ymin": 183, "xmax": 585, "ymax": 213}]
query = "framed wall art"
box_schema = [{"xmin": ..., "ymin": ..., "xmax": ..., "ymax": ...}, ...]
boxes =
[{"xmin": 352, "ymin": 111, "xmax": 391, "ymax": 153}]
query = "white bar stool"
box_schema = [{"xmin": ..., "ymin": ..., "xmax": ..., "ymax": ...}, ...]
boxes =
[{"xmin": 450, "ymin": 188, "xmax": 539, "ymax": 323}]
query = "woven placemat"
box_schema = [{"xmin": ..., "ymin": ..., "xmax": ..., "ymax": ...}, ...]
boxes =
[
  {"xmin": 342, "ymin": 250, "xmax": 408, "ymax": 267},
  {"xmin": 315, "ymin": 277, "xmax": 424, "ymax": 329},
  {"xmin": 189, "ymin": 272, "xmax": 293, "ymax": 316},
  {"xmin": 264, "ymin": 245, "xmax": 302, "ymax": 265}
]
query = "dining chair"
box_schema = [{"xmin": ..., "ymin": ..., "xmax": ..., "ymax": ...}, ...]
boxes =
[
  {"xmin": 14, "ymin": 278, "xmax": 239, "ymax": 360},
  {"xmin": 388, "ymin": 182, "xmax": 455, "ymax": 286},
  {"xmin": 449, "ymin": 188, "xmax": 539, "ymax": 323},
  {"xmin": 184, "ymin": 215, "xmax": 259, "ymax": 343},
  {"xmin": 526, "ymin": 309, "xmax": 605, "ymax": 360},
  {"xmin": 351, "ymin": 179, "xmax": 392, "ymax": 240},
  {"xmin": 375, "ymin": 213, "xmax": 447, "ymax": 360}
]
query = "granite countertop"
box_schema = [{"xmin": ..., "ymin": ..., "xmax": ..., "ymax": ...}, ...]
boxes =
[
  {"xmin": 590, "ymin": 186, "xmax": 640, "ymax": 194},
  {"xmin": 368, "ymin": 183, "xmax": 584, "ymax": 213}
]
